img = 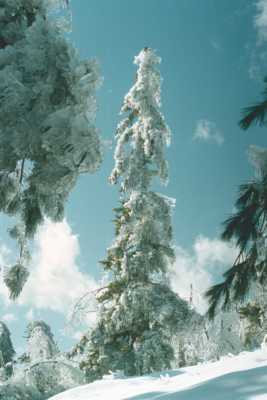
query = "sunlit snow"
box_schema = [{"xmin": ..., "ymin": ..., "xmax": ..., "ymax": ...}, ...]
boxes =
[{"xmin": 48, "ymin": 348, "xmax": 267, "ymax": 399}]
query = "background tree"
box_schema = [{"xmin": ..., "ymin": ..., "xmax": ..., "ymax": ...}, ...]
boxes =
[
  {"xmin": 0, "ymin": 0, "xmax": 102, "ymax": 298},
  {"xmin": 80, "ymin": 48, "xmax": 192, "ymax": 381},
  {"xmin": 26, "ymin": 321, "xmax": 58, "ymax": 363},
  {"xmin": 238, "ymin": 302, "xmax": 264, "ymax": 349},
  {"xmin": 0, "ymin": 322, "xmax": 15, "ymax": 380}
]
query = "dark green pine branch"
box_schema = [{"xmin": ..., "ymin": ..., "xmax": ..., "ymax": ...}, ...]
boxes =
[
  {"xmin": 239, "ymin": 101, "xmax": 267, "ymax": 130},
  {"xmin": 205, "ymin": 246, "xmax": 258, "ymax": 320}
]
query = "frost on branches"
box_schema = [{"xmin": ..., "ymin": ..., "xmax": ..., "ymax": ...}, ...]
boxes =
[
  {"xmin": 0, "ymin": 322, "xmax": 15, "ymax": 381},
  {"xmin": 26, "ymin": 321, "xmax": 58, "ymax": 363},
  {"xmin": 172, "ymin": 310, "xmax": 244, "ymax": 368},
  {"xmin": 8, "ymin": 320, "xmax": 85, "ymax": 398},
  {"xmin": 81, "ymin": 48, "xmax": 192, "ymax": 381},
  {"xmin": 0, "ymin": 0, "xmax": 102, "ymax": 299},
  {"xmin": 109, "ymin": 47, "xmax": 170, "ymax": 190}
]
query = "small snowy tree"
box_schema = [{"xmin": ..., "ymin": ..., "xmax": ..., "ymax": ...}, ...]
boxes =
[
  {"xmin": 26, "ymin": 321, "xmax": 58, "ymax": 363},
  {"xmin": 0, "ymin": 0, "xmax": 102, "ymax": 299},
  {"xmin": 82, "ymin": 48, "xmax": 192, "ymax": 381},
  {"xmin": 11, "ymin": 320, "xmax": 84, "ymax": 398},
  {"xmin": 0, "ymin": 322, "xmax": 15, "ymax": 380}
]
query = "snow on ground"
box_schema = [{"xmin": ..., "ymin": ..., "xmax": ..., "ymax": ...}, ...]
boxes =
[{"xmin": 48, "ymin": 348, "xmax": 267, "ymax": 400}]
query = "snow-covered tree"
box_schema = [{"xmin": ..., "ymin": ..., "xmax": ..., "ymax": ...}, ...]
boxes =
[
  {"xmin": 9, "ymin": 320, "xmax": 85, "ymax": 398},
  {"xmin": 26, "ymin": 321, "xmax": 58, "ymax": 363},
  {"xmin": 172, "ymin": 307, "xmax": 244, "ymax": 368},
  {"xmin": 23, "ymin": 356, "xmax": 85, "ymax": 398},
  {"xmin": 0, "ymin": 0, "xmax": 102, "ymax": 299},
  {"xmin": 0, "ymin": 322, "xmax": 15, "ymax": 380},
  {"xmin": 81, "ymin": 48, "xmax": 192, "ymax": 381}
]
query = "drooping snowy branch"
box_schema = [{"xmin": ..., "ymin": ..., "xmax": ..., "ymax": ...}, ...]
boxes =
[{"xmin": 0, "ymin": 0, "xmax": 102, "ymax": 298}]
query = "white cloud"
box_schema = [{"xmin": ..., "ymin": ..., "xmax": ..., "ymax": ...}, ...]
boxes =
[
  {"xmin": 169, "ymin": 235, "xmax": 238, "ymax": 314},
  {"xmin": 1, "ymin": 313, "xmax": 17, "ymax": 323},
  {"xmin": 255, "ymin": 0, "xmax": 267, "ymax": 42},
  {"xmin": 25, "ymin": 308, "xmax": 35, "ymax": 322},
  {"xmin": 18, "ymin": 219, "xmax": 98, "ymax": 317},
  {"xmin": 61, "ymin": 329, "xmax": 84, "ymax": 341},
  {"xmin": 72, "ymin": 330, "xmax": 84, "ymax": 341},
  {"xmin": 193, "ymin": 119, "xmax": 224, "ymax": 146}
]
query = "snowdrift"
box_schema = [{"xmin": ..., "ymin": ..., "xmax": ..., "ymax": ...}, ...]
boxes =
[{"xmin": 48, "ymin": 348, "xmax": 267, "ymax": 399}]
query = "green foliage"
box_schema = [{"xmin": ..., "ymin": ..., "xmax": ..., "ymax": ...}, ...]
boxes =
[
  {"xmin": 240, "ymin": 101, "xmax": 267, "ymax": 130},
  {"xmin": 206, "ymin": 172, "xmax": 267, "ymax": 318},
  {"xmin": 207, "ymin": 85, "xmax": 267, "ymax": 318},
  {"xmin": 238, "ymin": 302, "xmax": 263, "ymax": 326},
  {"xmin": 221, "ymin": 181, "xmax": 263, "ymax": 247},
  {"xmin": 4, "ymin": 264, "xmax": 29, "ymax": 300},
  {"xmin": 239, "ymin": 76, "xmax": 267, "ymax": 130},
  {"xmin": 206, "ymin": 175, "xmax": 267, "ymax": 318},
  {"xmin": 22, "ymin": 188, "xmax": 43, "ymax": 238},
  {"xmin": 96, "ymin": 279, "xmax": 127, "ymax": 302},
  {"xmin": 205, "ymin": 255, "xmax": 257, "ymax": 319}
]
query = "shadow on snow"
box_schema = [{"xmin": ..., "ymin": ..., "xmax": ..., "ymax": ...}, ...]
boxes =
[{"xmin": 127, "ymin": 365, "xmax": 267, "ymax": 400}]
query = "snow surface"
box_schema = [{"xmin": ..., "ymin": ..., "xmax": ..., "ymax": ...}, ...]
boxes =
[{"xmin": 48, "ymin": 348, "xmax": 267, "ymax": 399}]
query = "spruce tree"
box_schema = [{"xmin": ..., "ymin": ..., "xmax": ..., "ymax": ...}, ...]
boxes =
[
  {"xmin": 0, "ymin": 0, "xmax": 102, "ymax": 298},
  {"xmin": 82, "ymin": 48, "xmax": 191, "ymax": 381}
]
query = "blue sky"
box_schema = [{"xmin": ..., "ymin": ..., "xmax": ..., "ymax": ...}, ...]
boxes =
[{"xmin": 1, "ymin": 0, "xmax": 267, "ymax": 353}]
